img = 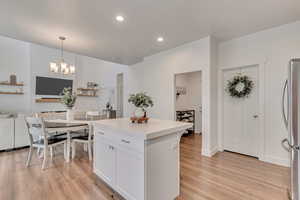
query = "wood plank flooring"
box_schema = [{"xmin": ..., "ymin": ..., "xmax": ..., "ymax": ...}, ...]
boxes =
[
  {"xmin": 178, "ymin": 134, "xmax": 289, "ymax": 200},
  {"xmin": 0, "ymin": 135, "xmax": 289, "ymax": 200}
]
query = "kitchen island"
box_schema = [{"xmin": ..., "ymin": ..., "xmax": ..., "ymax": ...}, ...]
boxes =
[{"xmin": 93, "ymin": 118, "xmax": 192, "ymax": 200}]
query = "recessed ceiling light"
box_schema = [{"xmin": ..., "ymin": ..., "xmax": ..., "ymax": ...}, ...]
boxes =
[
  {"xmin": 116, "ymin": 15, "xmax": 125, "ymax": 22},
  {"xmin": 157, "ymin": 37, "xmax": 164, "ymax": 42}
]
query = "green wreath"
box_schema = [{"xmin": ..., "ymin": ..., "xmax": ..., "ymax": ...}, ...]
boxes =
[{"xmin": 227, "ymin": 75, "xmax": 254, "ymax": 98}]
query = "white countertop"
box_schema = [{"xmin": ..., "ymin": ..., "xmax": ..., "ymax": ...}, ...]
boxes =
[{"xmin": 93, "ymin": 118, "xmax": 192, "ymax": 140}]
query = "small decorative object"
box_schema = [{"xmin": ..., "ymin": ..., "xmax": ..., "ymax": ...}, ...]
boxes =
[
  {"xmin": 87, "ymin": 82, "xmax": 98, "ymax": 89},
  {"xmin": 227, "ymin": 74, "xmax": 254, "ymax": 98},
  {"xmin": 10, "ymin": 74, "xmax": 17, "ymax": 85},
  {"xmin": 176, "ymin": 86, "xmax": 187, "ymax": 98},
  {"xmin": 60, "ymin": 87, "xmax": 77, "ymax": 120},
  {"xmin": 128, "ymin": 92, "xmax": 154, "ymax": 123},
  {"xmin": 106, "ymin": 102, "xmax": 113, "ymax": 110},
  {"xmin": 130, "ymin": 116, "xmax": 149, "ymax": 124}
]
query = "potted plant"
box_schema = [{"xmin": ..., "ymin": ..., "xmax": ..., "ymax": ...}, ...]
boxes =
[
  {"xmin": 128, "ymin": 92, "xmax": 154, "ymax": 119},
  {"xmin": 61, "ymin": 87, "xmax": 77, "ymax": 120}
]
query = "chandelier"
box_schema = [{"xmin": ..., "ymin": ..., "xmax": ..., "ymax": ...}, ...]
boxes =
[{"xmin": 49, "ymin": 36, "xmax": 75, "ymax": 75}]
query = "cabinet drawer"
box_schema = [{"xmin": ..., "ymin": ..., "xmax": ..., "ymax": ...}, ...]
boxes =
[{"xmin": 95, "ymin": 130, "xmax": 144, "ymax": 153}]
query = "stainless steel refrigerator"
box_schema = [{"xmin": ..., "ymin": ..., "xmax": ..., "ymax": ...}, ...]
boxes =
[{"xmin": 282, "ymin": 58, "xmax": 300, "ymax": 200}]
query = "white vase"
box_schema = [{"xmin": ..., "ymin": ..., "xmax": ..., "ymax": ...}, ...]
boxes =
[
  {"xmin": 66, "ymin": 108, "xmax": 74, "ymax": 121},
  {"xmin": 134, "ymin": 107, "xmax": 144, "ymax": 118}
]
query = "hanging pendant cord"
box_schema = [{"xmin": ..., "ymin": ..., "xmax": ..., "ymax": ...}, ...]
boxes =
[{"xmin": 61, "ymin": 39, "xmax": 64, "ymax": 61}]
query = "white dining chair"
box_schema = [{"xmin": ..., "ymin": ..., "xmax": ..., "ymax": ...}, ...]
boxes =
[
  {"xmin": 25, "ymin": 117, "xmax": 68, "ymax": 170},
  {"xmin": 71, "ymin": 126, "xmax": 93, "ymax": 161}
]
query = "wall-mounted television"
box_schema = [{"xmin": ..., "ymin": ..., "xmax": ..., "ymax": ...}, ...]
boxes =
[{"xmin": 35, "ymin": 76, "xmax": 73, "ymax": 96}]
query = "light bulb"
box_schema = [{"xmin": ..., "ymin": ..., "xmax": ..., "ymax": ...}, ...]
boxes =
[
  {"xmin": 50, "ymin": 62, "xmax": 58, "ymax": 73},
  {"xmin": 70, "ymin": 65, "xmax": 75, "ymax": 74}
]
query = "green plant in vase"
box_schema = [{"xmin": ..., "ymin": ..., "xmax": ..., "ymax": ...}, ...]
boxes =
[
  {"xmin": 60, "ymin": 87, "xmax": 77, "ymax": 120},
  {"xmin": 128, "ymin": 92, "xmax": 154, "ymax": 118}
]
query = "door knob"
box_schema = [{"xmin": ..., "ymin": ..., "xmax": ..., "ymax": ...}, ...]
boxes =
[{"xmin": 253, "ymin": 115, "xmax": 259, "ymax": 118}]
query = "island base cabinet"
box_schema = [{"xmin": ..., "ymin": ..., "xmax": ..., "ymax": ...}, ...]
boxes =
[
  {"xmin": 94, "ymin": 134, "xmax": 144, "ymax": 200},
  {"xmin": 115, "ymin": 147, "xmax": 144, "ymax": 200},
  {"xmin": 146, "ymin": 133, "xmax": 181, "ymax": 200},
  {"xmin": 93, "ymin": 119, "xmax": 189, "ymax": 200},
  {"xmin": 94, "ymin": 137, "xmax": 115, "ymax": 187}
]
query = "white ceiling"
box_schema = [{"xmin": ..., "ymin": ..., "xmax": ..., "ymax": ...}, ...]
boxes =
[{"xmin": 0, "ymin": 0, "xmax": 299, "ymax": 65}]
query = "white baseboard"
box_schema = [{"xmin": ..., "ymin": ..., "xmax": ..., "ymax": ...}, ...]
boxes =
[
  {"xmin": 201, "ymin": 146, "xmax": 219, "ymax": 157},
  {"xmin": 262, "ymin": 155, "xmax": 290, "ymax": 167}
]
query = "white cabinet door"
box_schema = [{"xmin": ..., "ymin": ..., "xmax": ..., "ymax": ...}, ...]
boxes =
[
  {"xmin": 115, "ymin": 147, "xmax": 144, "ymax": 200},
  {"xmin": 0, "ymin": 119, "xmax": 14, "ymax": 150},
  {"xmin": 223, "ymin": 65, "xmax": 259, "ymax": 157},
  {"xmin": 14, "ymin": 117, "xmax": 29, "ymax": 148},
  {"xmin": 94, "ymin": 135, "xmax": 115, "ymax": 187}
]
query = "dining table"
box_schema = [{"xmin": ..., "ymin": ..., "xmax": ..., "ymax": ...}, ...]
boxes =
[{"xmin": 45, "ymin": 119, "xmax": 102, "ymax": 162}]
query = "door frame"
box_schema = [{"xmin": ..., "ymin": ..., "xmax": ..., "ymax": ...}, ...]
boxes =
[
  {"xmin": 218, "ymin": 63, "xmax": 266, "ymax": 161},
  {"xmin": 173, "ymin": 70, "xmax": 203, "ymax": 144}
]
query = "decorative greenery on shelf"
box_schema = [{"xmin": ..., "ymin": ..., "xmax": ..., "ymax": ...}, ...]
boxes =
[
  {"xmin": 60, "ymin": 87, "xmax": 77, "ymax": 108},
  {"xmin": 226, "ymin": 75, "xmax": 254, "ymax": 98},
  {"xmin": 128, "ymin": 92, "xmax": 154, "ymax": 110}
]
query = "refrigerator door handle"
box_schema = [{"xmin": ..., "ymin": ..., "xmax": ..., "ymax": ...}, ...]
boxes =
[
  {"xmin": 282, "ymin": 79, "xmax": 288, "ymax": 129},
  {"xmin": 281, "ymin": 138, "xmax": 292, "ymax": 152}
]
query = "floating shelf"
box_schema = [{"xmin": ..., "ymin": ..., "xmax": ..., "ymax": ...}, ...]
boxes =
[
  {"xmin": 0, "ymin": 82, "xmax": 24, "ymax": 86},
  {"xmin": 35, "ymin": 98, "xmax": 61, "ymax": 103},
  {"xmin": 0, "ymin": 91, "xmax": 24, "ymax": 95},
  {"xmin": 77, "ymin": 94, "xmax": 98, "ymax": 97},
  {"xmin": 77, "ymin": 88, "xmax": 98, "ymax": 91}
]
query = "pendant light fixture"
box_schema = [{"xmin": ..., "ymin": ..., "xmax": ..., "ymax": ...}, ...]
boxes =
[{"xmin": 50, "ymin": 36, "xmax": 75, "ymax": 75}]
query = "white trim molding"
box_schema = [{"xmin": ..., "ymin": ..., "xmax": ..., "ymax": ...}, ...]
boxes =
[
  {"xmin": 202, "ymin": 146, "xmax": 219, "ymax": 157},
  {"xmin": 262, "ymin": 155, "xmax": 290, "ymax": 167}
]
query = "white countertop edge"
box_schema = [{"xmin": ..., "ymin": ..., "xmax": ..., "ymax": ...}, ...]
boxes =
[{"xmin": 92, "ymin": 118, "xmax": 193, "ymax": 140}]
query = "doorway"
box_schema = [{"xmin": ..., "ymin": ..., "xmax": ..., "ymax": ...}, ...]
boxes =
[
  {"xmin": 116, "ymin": 73, "xmax": 124, "ymax": 118},
  {"xmin": 174, "ymin": 71, "xmax": 202, "ymax": 136},
  {"xmin": 222, "ymin": 65, "xmax": 260, "ymax": 158}
]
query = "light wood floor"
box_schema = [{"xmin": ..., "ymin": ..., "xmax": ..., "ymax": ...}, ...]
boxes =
[{"xmin": 0, "ymin": 135, "xmax": 289, "ymax": 200}]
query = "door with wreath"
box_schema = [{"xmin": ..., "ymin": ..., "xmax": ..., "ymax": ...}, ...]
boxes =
[{"xmin": 223, "ymin": 65, "xmax": 259, "ymax": 157}]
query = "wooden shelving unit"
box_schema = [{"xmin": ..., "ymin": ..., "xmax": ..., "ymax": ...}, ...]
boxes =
[
  {"xmin": 0, "ymin": 91, "xmax": 24, "ymax": 95},
  {"xmin": 0, "ymin": 81, "xmax": 24, "ymax": 95},
  {"xmin": 35, "ymin": 98, "xmax": 61, "ymax": 103},
  {"xmin": 0, "ymin": 82, "xmax": 24, "ymax": 86},
  {"xmin": 77, "ymin": 87, "xmax": 98, "ymax": 97},
  {"xmin": 176, "ymin": 110, "xmax": 195, "ymax": 135},
  {"xmin": 77, "ymin": 88, "xmax": 98, "ymax": 91},
  {"xmin": 77, "ymin": 94, "xmax": 98, "ymax": 97}
]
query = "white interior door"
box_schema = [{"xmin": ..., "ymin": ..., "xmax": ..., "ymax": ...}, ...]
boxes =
[
  {"xmin": 116, "ymin": 73, "xmax": 124, "ymax": 118},
  {"xmin": 223, "ymin": 65, "xmax": 259, "ymax": 157}
]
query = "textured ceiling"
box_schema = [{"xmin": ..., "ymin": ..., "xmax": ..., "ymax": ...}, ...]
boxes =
[{"xmin": 0, "ymin": 0, "xmax": 299, "ymax": 65}]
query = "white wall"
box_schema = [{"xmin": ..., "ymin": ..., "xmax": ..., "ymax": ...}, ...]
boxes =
[
  {"xmin": 175, "ymin": 71, "xmax": 202, "ymax": 133},
  {"xmin": 0, "ymin": 36, "xmax": 129, "ymax": 114},
  {"xmin": 127, "ymin": 21, "xmax": 300, "ymax": 166},
  {"xmin": 75, "ymin": 54, "xmax": 129, "ymax": 112},
  {"xmin": 127, "ymin": 36, "xmax": 219, "ymax": 156},
  {"xmin": 2, "ymin": 20, "xmax": 299, "ymax": 166},
  {"xmin": 30, "ymin": 43, "xmax": 77, "ymax": 112},
  {"xmin": 0, "ymin": 36, "xmax": 31, "ymax": 113},
  {"xmin": 218, "ymin": 21, "xmax": 300, "ymax": 166}
]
